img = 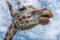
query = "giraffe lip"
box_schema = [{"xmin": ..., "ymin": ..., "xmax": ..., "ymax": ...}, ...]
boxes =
[{"xmin": 38, "ymin": 17, "xmax": 49, "ymax": 25}]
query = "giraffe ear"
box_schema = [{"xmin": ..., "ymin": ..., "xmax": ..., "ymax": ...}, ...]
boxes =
[
  {"xmin": 6, "ymin": 1, "xmax": 13, "ymax": 12},
  {"xmin": 6, "ymin": 1, "xmax": 14, "ymax": 17}
]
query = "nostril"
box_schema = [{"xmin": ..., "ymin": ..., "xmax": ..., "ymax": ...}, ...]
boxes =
[{"xmin": 41, "ymin": 8, "xmax": 48, "ymax": 11}]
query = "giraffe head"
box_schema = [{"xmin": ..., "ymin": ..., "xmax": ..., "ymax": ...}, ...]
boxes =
[
  {"xmin": 7, "ymin": 1, "xmax": 53, "ymax": 29},
  {"xmin": 3, "ymin": 1, "xmax": 54, "ymax": 40}
]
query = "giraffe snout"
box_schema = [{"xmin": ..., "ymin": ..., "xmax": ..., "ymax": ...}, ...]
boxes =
[{"xmin": 38, "ymin": 8, "xmax": 54, "ymax": 25}]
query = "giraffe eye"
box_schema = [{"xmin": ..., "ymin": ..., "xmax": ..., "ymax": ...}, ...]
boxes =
[{"xmin": 19, "ymin": 6, "xmax": 26, "ymax": 11}]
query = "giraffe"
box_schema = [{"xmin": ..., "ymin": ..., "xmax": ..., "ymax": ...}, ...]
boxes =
[{"xmin": 3, "ymin": 1, "xmax": 53, "ymax": 40}]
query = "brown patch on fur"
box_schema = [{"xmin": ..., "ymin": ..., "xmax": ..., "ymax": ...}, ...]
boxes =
[
  {"xmin": 31, "ymin": 9, "xmax": 39, "ymax": 15},
  {"xmin": 31, "ymin": 10, "xmax": 36, "ymax": 15},
  {"xmin": 25, "ymin": 20, "xmax": 29, "ymax": 23},
  {"xmin": 22, "ymin": 16, "xmax": 26, "ymax": 19},
  {"xmin": 19, "ymin": 18, "xmax": 23, "ymax": 24}
]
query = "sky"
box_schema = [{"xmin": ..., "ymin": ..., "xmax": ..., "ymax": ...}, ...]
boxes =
[{"xmin": 0, "ymin": 0, "xmax": 60, "ymax": 40}]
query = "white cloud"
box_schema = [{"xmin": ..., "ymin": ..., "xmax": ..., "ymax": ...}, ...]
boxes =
[
  {"xmin": 20, "ymin": 37, "xmax": 25, "ymax": 40},
  {"xmin": 0, "ymin": 27, "xmax": 7, "ymax": 32}
]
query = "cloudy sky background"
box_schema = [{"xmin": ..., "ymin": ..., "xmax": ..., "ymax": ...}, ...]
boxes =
[{"xmin": 0, "ymin": 0, "xmax": 60, "ymax": 40}]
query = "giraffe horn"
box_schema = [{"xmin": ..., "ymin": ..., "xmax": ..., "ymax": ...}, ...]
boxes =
[{"xmin": 17, "ymin": 1, "xmax": 24, "ymax": 8}]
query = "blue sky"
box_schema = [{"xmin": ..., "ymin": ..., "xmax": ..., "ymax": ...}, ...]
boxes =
[{"xmin": 0, "ymin": 0, "xmax": 60, "ymax": 40}]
